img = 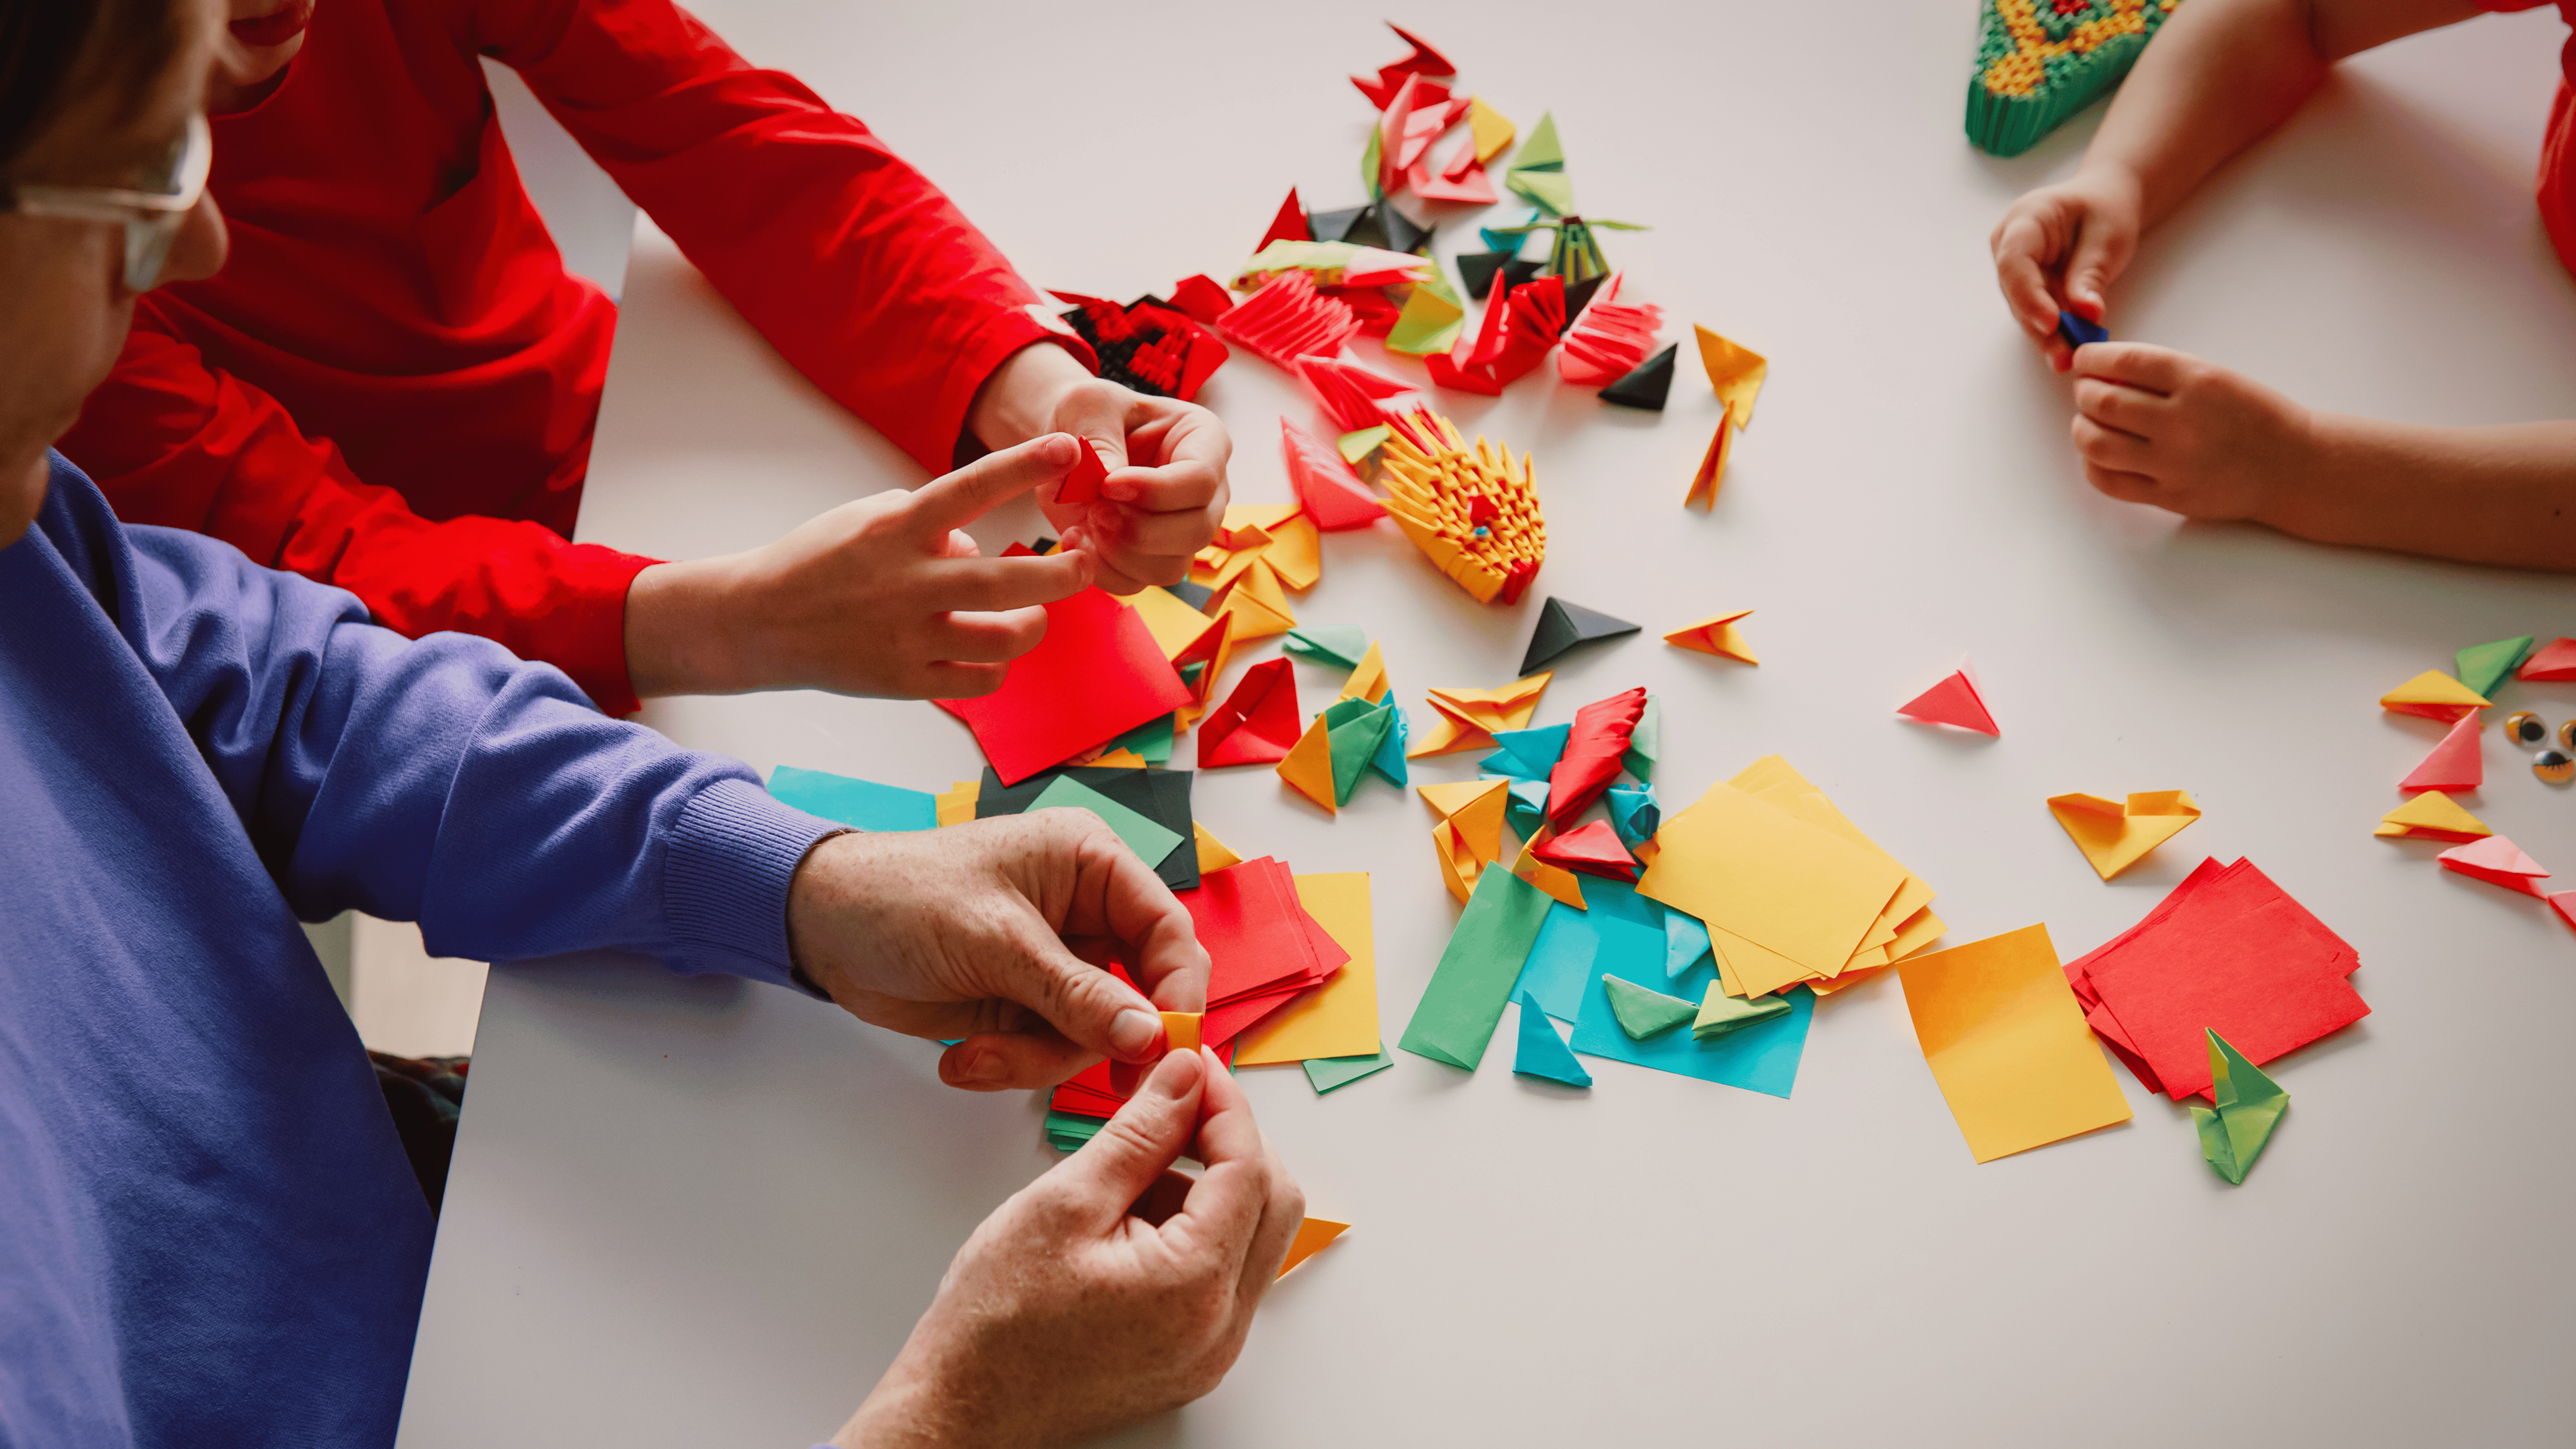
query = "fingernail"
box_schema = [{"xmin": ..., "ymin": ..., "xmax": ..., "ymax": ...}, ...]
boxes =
[
  {"xmin": 1040, "ymin": 433, "xmax": 1077, "ymax": 463},
  {"xmin": 954, "ymin": 1050, "xmax": 1005, "ymax": 1086},
  {"xmin": 1110, "ymin": 1008, "xmax": 1161, "ymax": 1058}
]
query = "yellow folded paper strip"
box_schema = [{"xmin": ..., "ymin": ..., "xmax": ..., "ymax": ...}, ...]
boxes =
[
  {"xmin": 1694, "ymin": 324, "xmax": 1768, "ymax": 431},
  {"xmin": 2376, "ymin": 791, "xmax": 2491, "ymax": 841},
  {"xmin": 1340, "ymin": 640, "xmax": 1389, "ymax": 704},
  {"xmin": 1193, "ymin": 822, "xmax": 1242, "ymax": 872},
  {"xmin": 1511, "ymin": 834, "xmax": 1587, "ymax": 910},
  {"xmin": 1896, "ymin": 923, "xmax": 2133, "ymax": 1163},
  {"xmin": 1215, "ymin": 560, "xmax": 1298, "ymax": 641},
  {"xmin": 1235, "ymin": 873, "xmax": 1379, "ymax": 1065},
  {"xmin": 1665, "ymin": 609, "xmax": 1758, "ymax": 664},
  {"xmin": 2046, "ymin": 789, "xmax": 2202, "ymax": 880},
  {"xmin": 1685, "ymin": 422, "xmax": 1732, "ymax": 510},
  {"xmin": 1160, "ymin": 1011, "xmax": 1203, "ymax": 1053},
  {"xmin": 1407, "ymin": 674, "xmax": 1552, "ymax": 758},
  {"xmin": 934, "ymin": 779, "xmax": 979, "ymax": 827},
  {"xmin": 1419, "ymin": 778, "xmax": 1510, "ymax": 903},
  {"xmin": 1194, "ymin": 504, "xmax": 1322, "ymax": 592},
  {"xmin": 1638, "ymin": 782, "xmax": 1906, "ymax": 987}
]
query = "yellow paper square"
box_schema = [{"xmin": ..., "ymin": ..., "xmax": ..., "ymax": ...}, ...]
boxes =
[
  {"xmin": 1638, "ymin": 783, "xmax": 1906, "ymax": 979},
  {"xmin": 1896, "ymin": 923, "xmax": 2133, "ymax": 1163},
  {"xmin": 1232, "ymin": 873, "xmax": 1379, "ymax": 1064}
]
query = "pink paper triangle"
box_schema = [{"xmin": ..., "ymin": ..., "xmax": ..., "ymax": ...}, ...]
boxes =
[
  {"xmin": 1897, "ymin": 665, "xmax": 1999, "ymax": 735},
  {"xmin": 2439, "ymin": 833, "xmax": 2551, "ymax": 896},
  {"xmin": 2552, "ymin": 892, "xmax": 2576, "ymax": 932},
  {"xmin": 2400, "ymin": 712, "xmax": 2483, "ymax": 793},
  {"xmin": 1281, "ymin": 419, "xmax": 1386, "ymax": 531}
]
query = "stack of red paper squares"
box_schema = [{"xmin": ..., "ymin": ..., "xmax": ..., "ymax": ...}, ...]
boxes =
[
  {"xmin": 1050, "ymin": 856, "xmax": 1350, "ymax": 1120},
  {"xmin": 2063, "ymin": 857, "xmax": 2369, "ymax": 1101}
]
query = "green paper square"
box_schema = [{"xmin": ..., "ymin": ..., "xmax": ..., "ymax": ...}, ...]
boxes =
[
  {"xmin": 1028, "ymin": 775, "xmax": 1184, "ymax": 867},
  {"xmin": 1304, "ymin": 1046, "xmax": 1394, "ymax": 1094}
]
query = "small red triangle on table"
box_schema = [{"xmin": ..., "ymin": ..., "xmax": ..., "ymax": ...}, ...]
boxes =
[
  {"xmin": 2399, "ymin": 712, "xmax": 2482, "ymax": 793},
  {"xmin": 1531, "ymin": 819, "xmax": 1640, "ymax": 881},
  {"xmin": 1897, "ymin": 665, "xmax": 1999, "ymax": 735},
  {"xmin": 1198, "ymin": 657, "xmax": 1302, "ymax": 768}
]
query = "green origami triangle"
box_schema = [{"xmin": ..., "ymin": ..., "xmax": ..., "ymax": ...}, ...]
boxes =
[
  {"xmin": 1512, "ymin": 111, "xmax": 1564, "ymax": 173},
  {"xmin": 1339, "ymin": 425, "xmax": 1391, "ymax": 466},
  {"xmin": 1304, "ymin": 1046, "xmax": 1394, "ymax": 1094},
  {"xmin": 1508, "ymin": 169, "xmax": 1576, "ymax": 216},
  {"xmin": 2196, "ymin": 1029, "xmax": 2289, "ymax": 1185},
  {"xmin": 1326, "ymin": 699, "xmax": 1397, "ymax": 806},
  {"xmin": 1359, "ymin": 125, "xmax": 1383, "ymax": 202},
  {"xmin": 1604, "ymin": 974, "xmax": 1699, "ymax": 1040},
  {"xmin": 1692, "ymin": 987, "xmax": 1790, "ymax": 1040},
  {"xmin": 2455, "ymin": 636, "xmax": 2535, "ymax": 699},
  {"xmin": 1284, "ymin": 625, "xmax": 1370, "ymax": 671}
]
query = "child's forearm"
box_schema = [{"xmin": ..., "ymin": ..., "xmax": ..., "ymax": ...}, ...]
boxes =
[
  {"xmin": 2262, "ymin": 414, "xmax": 2576, "ymax": 570},
  {"xmin": 2083, "ymin": 0, "xmax": 2487, "ymax": 227}
]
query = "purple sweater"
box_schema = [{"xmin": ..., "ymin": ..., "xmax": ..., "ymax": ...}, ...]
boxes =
[{"xmin": 0, "ymin": 455, "xmax": 838, "ymax": 1446}]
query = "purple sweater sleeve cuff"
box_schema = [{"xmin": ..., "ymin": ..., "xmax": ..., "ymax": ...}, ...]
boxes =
[{"xmin": 661, "ymin": 778, "xmax": 843, "ymax": 993}]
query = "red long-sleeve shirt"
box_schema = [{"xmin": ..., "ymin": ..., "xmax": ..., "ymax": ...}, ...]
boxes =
[{"xmin": 58, "ymin": 0, "xmax": 1089, "ymax": 715}]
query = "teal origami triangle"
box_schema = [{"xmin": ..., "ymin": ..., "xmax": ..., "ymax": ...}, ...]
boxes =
[
  {"xmin": 1503, "ymin": 778, "xmax": 1549, "ymax": 841},
  {"xmin": 1285, "ymin": 625, "xmax": 1371, "ymax": 671},
  {"xmin": 1607, "ymin": 783, "xmax": 1660, "ymax": 850},
  {"xmin": 1367, "ymin": 696, "xmax": 1409, "ymax": 787},
  {"xmin": 2196, "ymin": 1029, "xmax": 2288, "ymax": 1185},
  {"xmin": 1511, "ymin": 990, "xmax": 1592, "ymax": 1086},
  {"xmin": 1604, "ymin": 975, "xmax": 1698, "ymax": 1040},
  {"xmin": 1664, "ymin": 908, "xmax": 1711, "ymax": 983},
  {"xmin": 2455, "ymin": 636, "xmax": 2534, "ymax": 699},
  {"xmin": 1480, "ymin": 724, "xmax": 1570, "ymax": 782}
]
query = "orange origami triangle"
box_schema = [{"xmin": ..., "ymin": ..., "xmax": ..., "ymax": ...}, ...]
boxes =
[
  {"xmin": 1277, "ymin": 1216, "xmax": 1349, "ymax": 1279},
  {"xmin": 1277, "ymin": 712, "xmax": 1338, "ymax": 813},
  {"xmin": 1685, "ymin": 422, "xmax": 1732, "ymax": 510},
  {"xmin": 1664, "ymin": 609, "xmax": 1757, "ymax": 665}
]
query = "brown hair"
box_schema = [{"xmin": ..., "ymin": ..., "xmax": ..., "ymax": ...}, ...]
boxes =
[{"xmin": 0, "ymin": 0, "xmax": 187, "ymax": 174}]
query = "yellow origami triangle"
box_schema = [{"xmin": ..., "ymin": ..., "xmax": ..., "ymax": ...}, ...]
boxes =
[
  {"xmin": 2046, "ymin": 789, "xmax": 2202, "ymax": 880},
  {"xmin": 1261, "ymin": 511, "xmax": 1324, "ymax": 592},
  {"xmin": 1340, "ymin": 640, "xmax": 1389, "ymax": 703},
  {"xmin": 1406, "ymin": 712, "xmax": 1495, "ymax": 759},
  {"xmin": 1433, "ymin": 822, "xmax": 1482, "ymax": 903},
  {"xmin": 1276, "ymin": 1216, "xmax": 1349, "ymax": 1279},
  {"xmin": 1512, "ymin": 835, "xmax": 1588, "ymax": 909},
  {"xmin": 1694, "ymin": 324, "xmax": 1768, "ymax": 431},
  {"xmin": 1221, "ymin": 503, "xmax": 1300, "ymax": 544},
  {"xmin": 1665, "ymin": 610, "xmax": 1758, "ymax": 664},
  {"xmin": 1467, "ymin": 97, "xmax": 1515, "ymax": 162},
  {"xmin": 1419, "ymin": 778, "xmax": 1509, "ymax": 860},
  {"xmin": 1686, "ymin": 422, "xmax": 1731, "ymax": 509},
  {"xmin": 1277, "ymin": 712, "xmax": 1337, "ymax": 813},
  {"xmin": 1127, "ymin": 585, "xmax": 1217, "ymax": 660},
  {"xmin": 2377, "ymin": 790, "xmax": 2491, "ymax": 839},
  {"xmin": 1194, "ymin": 822, "xmax": 1243, "ymax": 872},
  {"xmin": 1218, "ymin": 565, "xmax": 1296, "ymax": 641},
  {"xmin": 2379, "ymin": 670, "xmax": 2489, "ymax": 720}
]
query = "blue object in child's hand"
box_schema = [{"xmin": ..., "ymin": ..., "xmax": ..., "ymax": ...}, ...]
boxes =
[{"xmin": 2057, "ymin": 310, "xmax": 2110, "ymax": 348}]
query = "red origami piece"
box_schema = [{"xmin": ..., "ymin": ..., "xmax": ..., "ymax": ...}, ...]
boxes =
[
  {"xmin": 1556, "ymin": 273, "xmax": 1665, "ymax": 386},
  {"xmin": 1281, "ymin": 419, "xmax": 1386, "ymax": 531},
  {"xmin": 1057, "ymin": 437, "xmax": 1109, "ymax": 506},
  {"xmin": 2439, "ymin": 834, "xmax": 2551, "ymax": 896},
  {"xmin": 1352, "ymin": 24, "xmax": 1455, "ymax": 111},
  {"xmin": 1426, "ymin": 276, "xmax": 1564, "ymax": 395},
  {"xmin": 2063, "ymin": 857, "xmax": 2367, "ymax": 1102},
  {"xmin": 1197, "ymin": 657, "xmax": 1303, "ymax": 767},
  {"xmin": 2519, "ymin": 637, "xmax": 2576, "ymax": 680},
  {"xmin": 1409, "ymin": 134, "xmax": 1499, "ymax": 204},
  {"xmin": 1896, "ymin": 657, "xmax": 1999, "ymax": 735},
  {"xmin": 1049, "ymin": 290, "xmax": 1229, "ymax": 402},
  {"xmin": 1217, "ymin": 271, "xmax": 1363, "ymax": 370},
  {"xmin": 1546, "ymin": 687, "xmax": 1646, "ymax": 831},
  {"xmin": 2399, "ymin": 711, "xmax": 2483, "ymax": 793},
  {"xmin": 1168, "ymin": 274, "xmax": 1235, "ymax": 325},
  {"xmin": 1531, "ymin": 820, "xmax": 1640, "ymax": 882},
  {"xmin": 1257, "ymin": 187, "xmax": 1311, "ymax": 252},
  {"xmin": 1295, "ymin": 355, "xmax": 1426, "ymax": 433},
  {"xmin": 935, "ymin": 586, "xmax": 1194, "ymax": 785}
]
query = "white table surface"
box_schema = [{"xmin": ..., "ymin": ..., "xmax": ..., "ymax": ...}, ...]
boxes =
[{"xmin": 398, "ymin": 5, "xmax": 2576, "ymax": 1444}]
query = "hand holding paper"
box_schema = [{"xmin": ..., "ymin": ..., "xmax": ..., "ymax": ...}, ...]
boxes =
[
  {"xmin": 786, "ymin": 811, "xmax": 1211, "ymax": 1091},
  {"xmin": 971, "ymin": 343, "xmax": 1233, "ymax": 594},
  {"xmin": 1989, "ymin": 170, "xmax": 2139, "ymax": 371},
  {"xmin": 624, "ymin": 434, "xmax": 1094, "ymax": 700},
  {"xmin": 832, "ymin": 1048, "xmax": 1303, "ymax": 1448}
]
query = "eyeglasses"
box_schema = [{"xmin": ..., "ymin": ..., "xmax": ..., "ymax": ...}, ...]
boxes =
[{"xmin": 2, "ymin": 112, "xmax": 212, "ymax": 290}]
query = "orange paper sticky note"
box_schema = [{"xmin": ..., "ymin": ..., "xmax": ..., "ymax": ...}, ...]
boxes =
[{"xmin": 1896, "ymin": 923, "xmax": 2133, "ymax": 1163}]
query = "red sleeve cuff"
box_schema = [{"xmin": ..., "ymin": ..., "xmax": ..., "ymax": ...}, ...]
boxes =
[
  {"xmin": 543, "ymin": 543, "xmax": 662, "ymax": 717},
  {"xmin": 930, "ymin": 312, "xmax": 1101, "ymax": 475}
]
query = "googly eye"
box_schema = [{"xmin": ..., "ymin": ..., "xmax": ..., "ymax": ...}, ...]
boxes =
[
  {"xmin": 2507, "ymin": 711, "xmax": 2549, "ymax": 746},
  {"xmin": 2560, "ymin": 719, "xmax": 2576, "ymax": 752},
  {"xmin": 2536, "ymin": 749, "xmax": 2576, "ymax": 785}
]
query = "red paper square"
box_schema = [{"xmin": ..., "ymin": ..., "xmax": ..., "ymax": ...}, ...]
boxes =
[{"xmin": 936, "ymin": 587, "xmax": 1192, "ymax": 785}]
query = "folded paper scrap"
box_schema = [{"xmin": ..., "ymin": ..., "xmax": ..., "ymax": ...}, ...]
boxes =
[
  {"xmin": 2046, "ymin": 790, "xmax": 2200, "ymax": 880},
  {"xmin": 2192, "ymin": 1029, "xmax": 2287, "ymax": 1185}
]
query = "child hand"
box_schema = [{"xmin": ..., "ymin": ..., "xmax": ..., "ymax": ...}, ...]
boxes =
[
  {"xmin": 1033, "ymin": 379, "xmax": 1231, "ymax": 595},
  {"xmin": 1991, "ymin": 170, "xmax": 2143, "ymax": 370},
  {"xmin": 2069, "ymin": 342, "xmax": 2317, "ymax": 522}
]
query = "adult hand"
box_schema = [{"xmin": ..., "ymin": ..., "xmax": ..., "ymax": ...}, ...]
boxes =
[
  {"xmin": 2069, "ymin": 342, "xmax": 2318, "ymax": 522},
  {"xmin": 969, "ymin": 342, "xmax": 1231, "ymax": 594},
  {"xmin": 1990, "ymin": 168, "xmax": 2143, "ymax": 370},
  {"xmin": 623, "ymin": 435, "xmax": 1094, "ymax": 701},
  {"xmin": 830, "ymin": 1047, "xmax": 1304, "ymax": 1449},
  {"xmin": 787, "ymin": 810, "xmax": 1211, "ymax": 1091}
]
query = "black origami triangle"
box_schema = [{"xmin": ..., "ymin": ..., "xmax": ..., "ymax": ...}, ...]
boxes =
[
  {"xmin": 1598, "ymin": 343, "xmax": 1677, "ymax": 411},
  {"xmin": 1519, "ymin": 596, "xmax": 1641, "ymax": 675}
]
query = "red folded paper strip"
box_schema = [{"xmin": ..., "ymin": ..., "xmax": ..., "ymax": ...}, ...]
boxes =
[
  {"xmin": 1352, "ymin": 24, "xmax": 1454, "ymax": 110},
  {"xmin": 1428, "ymin": 275, "xmax": 1564, "ymax": 395},
  {"xmin": 1546, "ymin": 687, "xmax": 1646, "ymax": 831},
  {"xmin": 1556, "ymin": 273, "xmax": 1664, "ymax": 387},
  {"xmin": 936, "ymin": 585, "xmax": 1193, "ymax": 786},
  {"xmin": 1296, "ymin": 355, "xmax": 1426, "ymax": 433},
  {"xmin": 1219, "ymin": 271, "xmax": 1363, "ymax": 369},
  {"xmin": 1531, "ymin": 819, "xmax": 1639, "ymax": 881},
  {"xmin": 1282, "ymin": 419, "xmax": 1386, "ymax": 530}
]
